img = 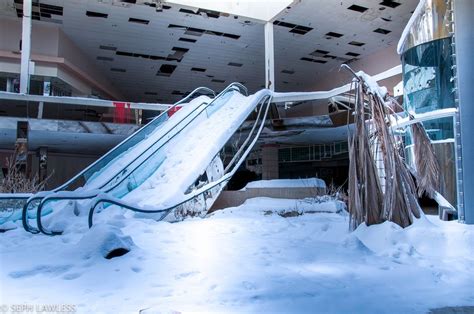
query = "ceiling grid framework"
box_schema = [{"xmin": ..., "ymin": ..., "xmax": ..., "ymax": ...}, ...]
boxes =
[{"xmin": 1, "ymin": 0, "xmax": 417, "ymax": 102}]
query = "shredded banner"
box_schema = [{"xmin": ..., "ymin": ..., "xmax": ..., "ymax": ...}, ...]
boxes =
[{"xmin": 113, "ymin": 102, "xmax": 131, "ymax": 123}]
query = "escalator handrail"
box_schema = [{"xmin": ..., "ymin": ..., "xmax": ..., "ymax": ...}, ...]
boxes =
[
  {"xmin": 36, "ymin": 82, "xmax": 249, "ymax": 235},
  {"xmin": 88, "ymin": 92, "xmax": 272, "ymax": 228},
  {"xmin": 20, "ymin": 87, "xmax": 215, "ymax": 233}
]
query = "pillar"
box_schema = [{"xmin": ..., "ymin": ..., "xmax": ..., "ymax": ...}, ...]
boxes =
[
  {"xmin": 454, "ymin": 0, "xmax": 474, "ymax": 223},
  {"xmin": 20, "ymin": 0, "xmax": 32, "ymax": 94},
  {"xmin": 264, "ymin": 22, "xmax": 275, "ymax": 91}
]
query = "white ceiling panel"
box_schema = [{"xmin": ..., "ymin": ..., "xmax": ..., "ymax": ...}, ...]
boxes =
[{"xmin": 1, "ymin": 0, "xmax": 417, "ymax": 102}]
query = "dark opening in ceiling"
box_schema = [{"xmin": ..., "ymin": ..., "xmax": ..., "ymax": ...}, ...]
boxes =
[
  {"xmin": 274, "ymin": 20, "xmax": 313, "ymax": 35},
  {"xmin": 128, "ymin": 17, "xmax": 149, "ymax": 25},
  {"xmin": 348, "ymin": 41, "xmax": 365, "ymax": 46},
  {"xmin": 346, "ymin": 52, "xmax": 361, "ymax": 57},
  {"xmin": 191, "ymin": 67, "xmax": 206, "ymax": 72},
  {"xmin": 86, "ymin": 11, "xmax": 108, "ymax": 18},
  {"xmin": 347, "ymin": 4, "xmax": 368, "ymax": 13},
  {"xmin": 379, "ymin": 1, "xmax": 401, "ymax": 8},
  {"xmin": 178, "ymin": 37, "xmax": 197, "ymax": 43},
  {"xmin": 325, "ymin": 32, "xmax": 343, "ymax": 38},
  {"xmin": 373, "ymin": 28, "xmax": 391, "ymax": 34},
  {"xmin": 157, "ymin": 64, "xmax": 177, "ymax": 77}
]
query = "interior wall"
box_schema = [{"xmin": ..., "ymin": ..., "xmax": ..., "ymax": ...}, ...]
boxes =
[{"xmin": 0, "ymin": 18, "xmax": 60, "ymax": 57}]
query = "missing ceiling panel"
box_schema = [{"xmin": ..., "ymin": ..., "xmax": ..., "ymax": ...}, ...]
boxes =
[
  {"xmin": 211, "ymin": 79, "xmax": 225, "ymax": 83},
  {"xmin": 300, "ymin": 57, "xmax": 327, "ymax": 64},
  {"xmin": 40, "ymin": 3, "xmax": 63, "ymax": 16},
  {"xmin": 178, "ymin": 37, "xmax": 197, "ymax": 43},
  {"xmin": 346, "ymin": 52, "xmax": 360, "ymax": 57},
  {"xmin": 310, "ymin": 49, "xmax": 329, "ymax": 57},
  {"xmin": 191, "ymin": 67, "xmax": 206, "ymax": 72},
  {"xmin": 157, "ymin": 64, "xmax": 177, "ymax": 77},
  {"xmin": 128, "ymin": 17, "xmax": 149, "ymax": 24},
  {"xmin": 110, "ymin": 68, "xmax": 126, "ymax": 72},
  {"xmin": 289, "ymin": 25, "xmax": 313, "ymax": 35},
  {"xmin": 348, "ymin": 4, "xmax": 368, "ymax": 13},
  {"xmin": 281, "ymin": 70, "xmax": 295, "ymax": 74},
  {"xmin": 273, "ymin": 20, "xmax": 297, "ymax": 29},
  {"xmin": 168, "ymin": 24, "xmax": 187, "ymax": 30},
  {"xmin": 197, "ymin": 8, "xmax": 221, "ymax": 18},
  {"xmin": 168, "ymin": 47, "xmax": 189, "ymax": 62},
  {"xmin": 348, "ymin": 41, "xmax": 365, "ymax": 46},
  {"xmin": 86, "ymin": 11, "xmax": 108, "ymax": 18},
  {"xmin": 169, "ymin": 24, "xmax": 240, "ymax": 40},
  {"xmin": 185, "ymin": 27, "xmax": 205, "ymax": 36},
  {"xmin": 374, "ymin": 28, "xmax": 391, "ymax": 34},
  {"xmin": 222, "ymin": 33, "xmax": 240, "ymax": 40},
  {"xmin": 144, "ymin": 91, "xmax": 158, "ymax": 95},
  {"xmin": 379, "ymin": 0, "xmax": 401, "ymax": 8},
  {"xmin": 179, "ymin": 8, "xmax": 198, "ymax": 15},
  {"xmin": 133, "ymin": 53, "xmax": 149, "ymax": 59},
  {"xmin": 228, "ymin": 62, "xmax": 243, "ymax": 67},
  {"xmin": 14, "ymin": 1, "xmax": 63, "ymax": 22},
  {"xmin": 323, "ymin": 55, "xmax": 337, "ymax": 59},
  {"xmin": 116, "ymin": 51, "xmax": 134, "ymax": 57},
  {"xmin": 289, "ymin": 28, "xmax": 307, "ymax": 35},
  {"xmin": 274, "ymin": 20, "xmax": 313, "ymax": 35},
  {"xmin": 325, "ymin": 32, "xmax": 343, "ymax": 38},
  {"xmin": 205, "ymin": 30, "xmax": 224, "ymax": 36}
]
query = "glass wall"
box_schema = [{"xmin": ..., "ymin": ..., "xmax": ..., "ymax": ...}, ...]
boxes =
[{"xmin": 402, "ymin": 37, "xmax": 455, "ymax": 114}]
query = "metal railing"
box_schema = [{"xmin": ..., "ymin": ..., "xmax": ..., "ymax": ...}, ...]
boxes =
[{"xmin": 34, "ymin": 83, "xmax": 247, "ymax": 235}]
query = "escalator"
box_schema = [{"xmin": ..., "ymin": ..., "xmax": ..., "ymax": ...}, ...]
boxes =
[
  {"xmin": 1, "ymin": 83, "xmax": 272, "ymax": 236},
  {"xmin": 0, "ymin": 86, "xmax": 215, "ymax": 231},
  {"xmin": 87, "ymin": 88, "xmax": 272, "ymax": 227}
]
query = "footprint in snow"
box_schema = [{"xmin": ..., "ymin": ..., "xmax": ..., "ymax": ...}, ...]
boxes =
[{"xmin": 174, "ymin": 271, "xmax": 200, "ymax": 279}]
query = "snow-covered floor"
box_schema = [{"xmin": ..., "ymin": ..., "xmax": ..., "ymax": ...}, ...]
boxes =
[{"xmin": 1, "ymin": 197, "xmax": 473, "ymax": 313}]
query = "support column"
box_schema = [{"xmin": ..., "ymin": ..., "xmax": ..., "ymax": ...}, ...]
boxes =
[
  {"xmin": 454, "ymin": 0, "xmax": 474, "ymax": 223},
  {"xmin": 264, "ymin": 22, "xmax": 275, "ymax": 91},
  {"xmin": 6, "ymin": 78, "xmax": 13, "ymax": 92},
  {"xmin": 20, "ymin": 0, "xmax": 32, "ymax": 94},
  {"xmin": 261, "ymin": 144, "xmax": 279, "ymax": 180},
  {"xmin": 37, "ymin": 102, "xmax": 44, "ymax": 119}
]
